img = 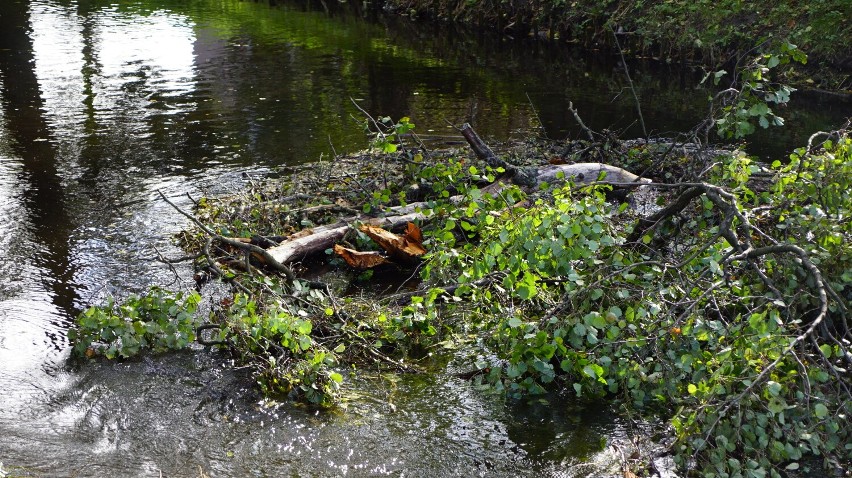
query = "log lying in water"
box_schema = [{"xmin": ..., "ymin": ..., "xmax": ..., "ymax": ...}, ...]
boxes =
[
  {"xmin": 258, "ymin": 125, "xmax": 649, "ymax": 267},
  {"xmin": 267, "ymin": 178, "xmax": 645, "ymax": 266}
]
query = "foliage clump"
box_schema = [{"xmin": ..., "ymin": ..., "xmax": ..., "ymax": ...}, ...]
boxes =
[
  {"xmin": 68, "ymin": 94, "xmax": 851, "ymax": 476},
  {"xmin": 417, "ymin": 132, "xmax": 852, "ymax": 476},
  {"xmin": 69, "ymin": 288, "xmax": 201, "ymax": 359},
  {"xmin": 216, "ymin": 293, "xmax": 343, "ymax": 407},
  {"xmin": 385, "ymin": 0, "xmax": 850, "ymax": 88}
]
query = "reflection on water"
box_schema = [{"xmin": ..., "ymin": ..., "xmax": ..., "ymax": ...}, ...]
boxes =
[{"xmin": 0, "ymin": 0, "xmax": 847, "ymax": 475}]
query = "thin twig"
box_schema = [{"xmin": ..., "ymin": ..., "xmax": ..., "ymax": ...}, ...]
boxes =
[
  {"xmin": 612, "ymin": 27, "xmax": 647, "ymax": 138},
  {"xmin": 568, "ymin": 101, "xmax": 595, "ymax": 142},
  {"xmin": 525, "ymin": 92, "xmax": 549, "ymax": 139}
]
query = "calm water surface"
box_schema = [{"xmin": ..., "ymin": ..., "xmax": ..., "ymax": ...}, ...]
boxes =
[{"xmin": 0, "ymin": 0, "xmax": 847, "ymax": 476}]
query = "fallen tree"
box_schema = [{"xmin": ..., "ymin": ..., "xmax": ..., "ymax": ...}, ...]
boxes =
[
  {"xmin": 174, "ymin": 123, "xmax": 653, "ymax": 272},
  {"xmin": 70, "ymin": 114, "xmax": 852, "ymax": 477},
  {"xmin": 262, "ymin": 158, "xmax": 650, "ymax": 266}
]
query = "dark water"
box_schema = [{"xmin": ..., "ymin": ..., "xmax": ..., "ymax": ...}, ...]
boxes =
[{"xmin": 0, "ymin": 0, "xmax": 846, "ymax": 476}]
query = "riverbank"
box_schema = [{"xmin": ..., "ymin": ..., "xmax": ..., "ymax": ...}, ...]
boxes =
[{"xmin": 381, "ymin": 0, "xmax": 852, "ymax": 90}]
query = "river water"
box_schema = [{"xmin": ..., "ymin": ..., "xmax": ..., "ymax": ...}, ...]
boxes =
[{"xmin": 0, "ymin": 0, "xmax": 847, "ymax": 476}]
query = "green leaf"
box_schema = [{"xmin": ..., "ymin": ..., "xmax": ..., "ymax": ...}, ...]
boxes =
[
  {"xmin": 296, "ymin": 320, "xmax": 313, "ymax": 335},
  {"xmin": 767, "ymin": 397, "xmax": 787, "ymax": 414},
  {"xmin": 516, "ymin": 282, "xmax": 536, "ymax": 299},
  {"xmin": 749, "ymin": 102, "xmax": 770, "ymax": 116},
  {"xmin": 767, "ymin": 55, "xmax": 780, "ymax": 68},
  {"xmin": 766, "ymin": 381, "xmax": 782, "ymax": 397},
  {"xmin": 507, "ymin": 362, "xmax": 526, "ymax": 378},
  {"xmin": 688, "ymin": 383, "xmax": 697, "ymax": 395},
  {"xmin": 591, "ymin": 314, "xmax": 608, "ymax": 329},
  {"xmin": 329, "ymin": 372, "xmax": 343, "ymax": 383},
  {"xmin": 814, "ymin": 403, "xmax": 828, "ymax": 418},
  {"xmin": 507, "ymin": 317, "xmax": 523, "ymax": 328}
]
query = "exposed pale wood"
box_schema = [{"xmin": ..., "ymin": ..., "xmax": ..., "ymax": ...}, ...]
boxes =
[
  {"xmin": 359, "ymin": 223, "xmax": 426, "ymax": 263},
  {"xmin": 333, "ymin": 245, "xmax": 393, "ymax": 269},
  {"xmin": 263, "ymin": 162, "xmax": 648, "ymax": 265},
  {"xmin": 536, "ymin": 162, "xmax": 652, "ymax": 185},
  {"xmin": 266, "ymin": 211, "xmax": 423, "ymax": 264}
]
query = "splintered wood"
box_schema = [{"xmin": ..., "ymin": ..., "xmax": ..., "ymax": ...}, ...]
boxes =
[
  {"xmin": 332, "ymin": 245, "xmax": 393, "ymax": 269},
  {"xmin": 334, "ymin": 222, "xmax": 426, "ymax": 269}
]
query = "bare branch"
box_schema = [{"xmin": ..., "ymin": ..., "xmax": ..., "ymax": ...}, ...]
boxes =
[{"xmin": 158, "ymin": 190, "xmax": 296, "ymax": 281}]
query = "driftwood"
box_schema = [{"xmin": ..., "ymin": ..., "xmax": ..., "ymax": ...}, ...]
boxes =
[
  {"xmin": 158, "ymin": 190, "xmax": 296, "ymax": 280},
  {"xmin": 460, "ymin": 123, "xmax": 649, "ymax": 186},
  {"xmin": 459, "ymin": 123, "xmax": 516, "ymax": 173}
]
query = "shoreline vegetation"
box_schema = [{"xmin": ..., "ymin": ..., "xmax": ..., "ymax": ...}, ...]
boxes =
[{"xmin": 379, "ymin": 0, "xmax": 851, "ymax": 91}]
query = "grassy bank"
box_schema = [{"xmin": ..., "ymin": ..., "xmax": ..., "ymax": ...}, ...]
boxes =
[{"xmin": 383, "ymin": 0, "xmax": 851, "ymax": 89}]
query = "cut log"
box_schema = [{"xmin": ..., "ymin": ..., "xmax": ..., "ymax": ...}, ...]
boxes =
[
  {"xmin": 266, "ymin": 211, "xmax": 423, "ymax": 265},
  {"xmin": 332, "ymin": 222, "xmax": 426, "ymax": 269},
  {"xmin": 263, "ymin": 162, "xmax": 648, "ymax": 265},
  {"xmin": 333, "ymin": 245, "xmax": 393, "ymax": 269},
  {"xmin": 359, "ymin": 222, "xmax": 426, "ymax": 264}
]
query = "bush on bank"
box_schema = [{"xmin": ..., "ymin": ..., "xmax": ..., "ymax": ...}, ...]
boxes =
[{"xmin": 384, "ymin": 0, "xmax": 851, "ymax": 87}]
